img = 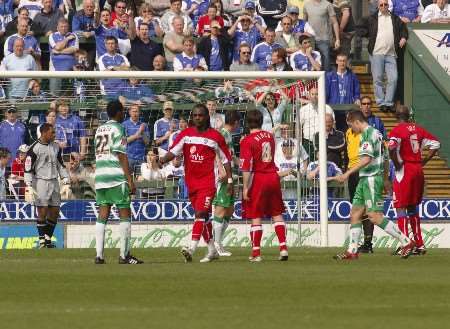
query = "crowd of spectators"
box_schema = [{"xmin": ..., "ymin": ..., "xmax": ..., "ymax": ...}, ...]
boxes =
[{"xmin": 0, "ymin": 0, "xmax": 448, "ymax": 201}]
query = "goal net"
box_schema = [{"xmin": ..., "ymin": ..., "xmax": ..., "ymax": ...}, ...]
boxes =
[{"xmin": 0, "ymin": 70, "xmax": 331, "ymax": 249}]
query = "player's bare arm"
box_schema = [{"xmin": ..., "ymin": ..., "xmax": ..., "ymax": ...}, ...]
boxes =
[
  {"xmin": 117, "ymin": 153, "xmax": 135, "ymax": 194},
  {"xmin": 336, "ymin": 155, "xmax": 371, "ymax": 183},
  {"xmin": 388, "ymin": 146, "xmax": 403, "ymax": 171},
  {"xmin": 383, "ymin": 159, "xmax": 392, "ymax": 194},
  {"xmin": 159, "ymin": 151, "xmax": 176, "ymax": 167},
  {"xmin": 223, "ymin": 161, "xmax": 233, "ymax": 196},
  {"xmin": 242, "ymin": 171, "xmax": 251, "ymax": 201}
]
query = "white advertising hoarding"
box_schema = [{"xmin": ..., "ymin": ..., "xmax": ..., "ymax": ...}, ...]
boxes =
[
  {"xmin": 415, "ymin": 29, "xmax": 450, "ymax": 75},
  {"xmin": 66, "ymin": 223, "xmax": 447, "ymax": 249}
]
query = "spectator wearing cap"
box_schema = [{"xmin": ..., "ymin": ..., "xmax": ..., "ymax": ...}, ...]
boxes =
[
  {"xmin": 0, "ymin": 38, "xmax": 38, "ymax": 99},
  {"xmin": 251, "ymin": 27, "xmax": 282, "ymax": 71},
  {"xmin": 227, "ymin": 13, "xmax": 264, "ymax": 61},
  {"xmin": 275, "ymin": 6, "xmax": 315, "ymax": 37},
  {"xmin": 129, "ymin": 19, "xmax": 164, "ymax": 71},
  {"xmin": 229, "ymin": 42, "xmax": 260, "ymax": 71},
  {"xmin": 154, "ymin": 101, "xmax": 179, "ymax": 155},
  {"xmin": 10, "ymin": 144, "xmax": 28, "ymax": 199},
  {"xmin": 98, "ymin": 36, "xmax": 130, "ymax": 99},
  {"xmin": 56, "ymin": 101, "xmax": 87, "ymax": 158},
  {"xmin": 173, "ymin": 36, "xmax": 208, "ymax": 71},
  {"xmin": 197, "ymin": 20, "xmax": 231, "ymax": 71},
  {"xmin": 421, "ymin": 0, "xmax": 450, "ymax": 23},
  {"xmin": 241, "ymin": 1, "xmax": 266, "ymax": 29},
  {"xmin": 196, "ymin": 4, "xmax": 225, "ymax": 36},
  {"xmin": 119, "ymin": 76, "xmax": 155, "ymax": 105},
  {"xmin": 325, "ymin": 53, "xmax": 360, "ymax": 105},
  {"xmin": 303, "ymin": 0, "xmax": 341, "ymax": 71},
  {"xmin": 290, "ymin": 35, "xmax": 321, "ymax": 71},
  {"xmin": 134, "ymin": 3, "xmax": 164, "ymax": 38},
  {"xmin": 122, "ymin": 104, "xmax": 151, "ymax": 174},
  {"xmin": 161, "ymin": 0, "xmax": 194, "ymax": 35},
  {"xmin": 275, "ymin": 16, "xmax": 300, "ymax": 55},
  {"xmin": 49, "ymin": 18, "xmax": 79, "ymax": 95},
  {"xmin": 163, "ymin": 16, "xmax": 185, "ymax": 70},
  {"xmin": 0, "ymin": 107, "xmax": 27, "ymax": 167},
  {"xmin": 94, "ymin": 9, "xmax": 131, "ymax": 58},
  {"xmin": 4, "ymin": 18, "xmax": 41, "ymax": 66}
]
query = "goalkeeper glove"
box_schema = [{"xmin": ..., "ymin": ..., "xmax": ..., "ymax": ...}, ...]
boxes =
[
  {"xmin": 62, "ymin": 177, "xmax": 70, "ymax": 185},
  {"xmin": 24, "ymin": 186, "xmax": 36, "ymax": 203}
]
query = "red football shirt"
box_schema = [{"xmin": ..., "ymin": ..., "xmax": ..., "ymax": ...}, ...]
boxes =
[
  {"xmin": 196, "ymin": 15, "xmax": 224, "ymax": 35},
  {"xmin": 240, "ymin": 130, "xmax": 278, "ymax": 173},
  {"xmin": 169, "ymin": 126, "xmax": 231, "ymax": 189},
  {"xmin": 11, "ymin": 158, "xmax": 25, "ymax": 177},
  {"xmin": 388, "ymin": 122, "xmax": 440, "ymax": 163}
]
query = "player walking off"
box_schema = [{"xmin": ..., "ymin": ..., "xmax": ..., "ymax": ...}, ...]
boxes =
[
  {"xmin": 240, "ymin": 110, "xmax": 289, "ymax": 262},
  {"xmin": 212, "ymin": 111, "xmax": 240, "ymax": 256},
  {"xmin": 159, "ymin": 103, "xmax": 233, "ymax": 263},
  {"xmin": 94, "ymin": 100, "xmax": 143, "ymax": 265},
  {"xmin": 25, "ymin": 123, "xmax": 70, "ymax": 248},
  {"xmin": 334, "ymin": 110, "xmax": 415, "ymax": 260},
  {"xmin": 389, "ymin": 106, "xmax": 440, "ymax": 255}
]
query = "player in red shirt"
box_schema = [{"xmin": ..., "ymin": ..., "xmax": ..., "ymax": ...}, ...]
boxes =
[
  {"xmin": 388, "ymin": 106, "xmax": 440, "ymax": 255},
  {"xmin": 240, "ymin": 110, "xmax": 288, "ymax": 262},
  {"xmin": 159, "ymin": 103, "xmax": 233, "ymax": 263}
]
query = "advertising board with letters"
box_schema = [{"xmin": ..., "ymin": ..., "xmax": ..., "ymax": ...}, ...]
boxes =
[{"xmin": 1, "ymin": 199, "xmax": 450, "ymax": 222}]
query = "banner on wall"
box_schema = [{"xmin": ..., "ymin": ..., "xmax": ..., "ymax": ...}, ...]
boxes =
[
  {"xmin": 0, "ymin": 224, "xmax": 64, "ymax": 249},
  {"xmin": 415, "ymin": 30, "xmax": 450, "ymax": 75},
  {"xmin": 65, "ymin": 223, "xmax": 447, "ymax": 248},
  {"xmin": 1, "ymin": 199, "xmax": 450, "ymax": 222}
]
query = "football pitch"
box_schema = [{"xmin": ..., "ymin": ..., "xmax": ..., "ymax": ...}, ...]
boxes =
[{"xmin": 1, "ymin": 248, "xmax": 449, "ymax": 329}]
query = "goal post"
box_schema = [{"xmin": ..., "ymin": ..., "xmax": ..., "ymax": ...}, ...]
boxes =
[{"xmin": 0, "ymin": 70, "xmax": 329, "ymax": 247}]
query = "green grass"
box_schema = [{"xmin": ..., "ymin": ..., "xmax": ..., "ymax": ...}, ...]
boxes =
[{"xmin": 1, "ymin": 248, "xmax": 450, "ymax": 329}]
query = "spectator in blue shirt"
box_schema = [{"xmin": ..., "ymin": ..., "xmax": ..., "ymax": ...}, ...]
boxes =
[
  {"xmin": 154, "ymin": 101, "xmax": 179, "ymax": 156},
  {"xmin": 0, "ymin": 106, "xmax": 27, "ymax": 167},
  {"xmin": 307, "ymin": 150, "xmax": 343, "ymax": 197},
  {"xmin": 122, "ymin": 104, "xmax": 151, "ymax": 174},
  {"xmin": 250, "ymin": 27, "xmax": 282, "ymax": 71},
  {"xmin": 325, "ymin": 53, "xmax": 360, "ymax": 105},
  {"xmin": 49, "ymin": 18, "xmax": 79, "ymax": 95},
  {"xmin": 227, "ymin": 14, "xmax": 264, "ymax": 61},
  {"xmin": 119, "ymin": 77, "xmax": 155, "ymax": 105},
  {"xmin": 4, "ymin": 18, "xmax": 41, "ymax": 67},
  {"xmin": 98, "ymin": 36, "xmax": 130, "ymax": 99},
  {"xmin": 94, "ymin": 9, "xmax": 130, "ymax": 58},
  {"xmin": 72, "ymin": 0, "xmax": 97, "ymax": 70},
  {"xmin": 359, "ymin": 96, "xmax": 387, "ymax": 140},
  {"xmin": 0, "ymin": 0, "xmax": 15, "ymax": 24},
  {"xmin": 56, "ymin": 101, "xmax": 87, "ymax": 158}
]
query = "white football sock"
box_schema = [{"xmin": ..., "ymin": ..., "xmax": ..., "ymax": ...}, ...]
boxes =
[
  {"xmin": 213, "ymin": 216, "xmax": 224, "ymax": 244},
  {"xmin": 347, "ymin": 223, "xmax": 362, "ymax": 254},
  {"xmin": 95, "ymin": 221, "xmax": 106, "ymax": 259},
  {"xmin": 380, "ymin": 218, "xmax": 410, "ymax": 246},
  {"xmin": 119, "ymin": 220, "xmax": 131, "ymax": 259},
  {"xmin": 189, "ymin": 240, "xmax": 199, "ymax": 254}
]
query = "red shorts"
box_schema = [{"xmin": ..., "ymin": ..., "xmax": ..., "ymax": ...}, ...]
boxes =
[
  {"xmin": 392, "ymin": 162, "xmax": 424, "ymax": 208},
  {"xmin": 189, "ymin": 186, "xmax": 216, "ymax": 213},
  {"xmin": 242, "ymin": 172, "xmax": 285, "ymax": 219}
]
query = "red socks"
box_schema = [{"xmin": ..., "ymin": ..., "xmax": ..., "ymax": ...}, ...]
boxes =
[
  {"xmin": 274, "ymin": 222, "xmax": 288, "ymax": 251},
  {"xmin": 409, "ymin": 213, "xmax": 424, "ymax": 248},
  {"xmin": 192, "ymin": 219, "xmax": 205, "ymax": 241},
  {"xmin": 201, "ymin": 221, "xmax": 213, "ymax": 243},
  {"xmin": 250, "ymin": 225, "xmax": 263, "ymax": 257},
  {"xmin": 397, "ymin": 216, "xmax": 409, "ymax": 237}
]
